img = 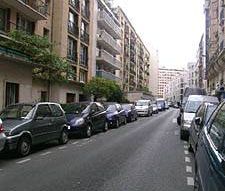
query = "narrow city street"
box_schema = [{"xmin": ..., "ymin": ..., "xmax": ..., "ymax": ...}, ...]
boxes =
[{"xmin": 0, "ymin": 109, "xmax": 195, "ymax": 191}]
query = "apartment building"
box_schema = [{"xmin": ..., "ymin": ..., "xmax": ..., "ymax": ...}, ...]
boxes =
[
  {"xmin": 164, "ymin": 72, "xmax": 188, "ymax": 103},
  {"xmin": 0, "ymin": 0, "xmax": 95, "ymax": 109},
  {"xmin": 95, "ymin": 0, "xmax": 121, "ymax": 83},
  {"xmin": 115, "ymin": 7, "xmax": 151, "ymax": 92},
  {"xmin": 187, "ymin": 62, "xmax": 196, "ymax": 88},
  {"xmin": 205, "ymin": 0, "xmax": 225, "ymax": 94},
  {"xmin": 158, "ymin": 68, "xmax": 185, "ymax": 98}
]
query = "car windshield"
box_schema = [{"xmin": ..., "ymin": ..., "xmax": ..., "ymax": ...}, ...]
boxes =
[
  {"xmin": 0, "ymin": 105, "xmax": 34, "ymax": 120},
  {"xmin": 136, "ymin": 101, "xmax": 149, "ymax": 106},
  {"xmin": 122, "ymin": 104, "xmax": 131, "ymax": 110},
  {"xmin": 62, "ymin": 103, "xmax": 89, "ymax": 115},
  {"xmin": 184, "ymin": 101, "xmax": 202, "ymax": 113},
  {"xmin": 106, "ymin": 105, "xmax": 117, "ymax": 112}
]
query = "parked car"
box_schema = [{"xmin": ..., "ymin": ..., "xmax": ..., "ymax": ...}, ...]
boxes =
[
  {"xmin": 0, "ymin": 119, "xmax": 6, "ymax": 152},
  {"xmin": 0, "ymin": 103, "xmax": 68, "ymax": 157},
  {"xmin": 135, "ymin": 100, "xmax": 153, "ymax": 117},
  {"xmin": 104, "ymin": 103, "xmax": 127, "ymax": 128},
  {"xmin": 62, "ymin": 102, "xmax": 108, "ymax": 137},
  {"xmin": 156, "ymin": 98, "xmax": 166, "ymax": 111},
  {"xmin": 152, "ymin": 103, "xmax": 158, "ymax": 114},
  {"xmin": 194, "ymin": 101, "xmax": 225, "ymax": 191},
  {"xmin": 189, "ymin": 102, "xmax": 218, "ymax": 153},
  {"xmin": 122, "ymin": 104, "xmax": 138, "ymax": 122},
  {"xmin": 180, "ymin": 95, "xmax": 219, "ymax": 141},
  {"xmin": 165, "ymin": 101, "xmax": 169, "ymax": 109}
]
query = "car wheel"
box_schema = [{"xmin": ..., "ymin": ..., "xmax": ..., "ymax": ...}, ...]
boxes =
[
  {"xmin": 147, "ymin": 111, "xmax": 150, "ymax": 117},
  {"xmin": 84, "ymin": 125, "xmax": 92, "ymax": 138},
  {"xmin": 59, "ymin": 129, "xmax": 68, "ymax": 144},
  {"xmin": 115, "ymin": 119, "xmax": 120, "ymax": 128},
  {"xmin": 103, "ymin": 121, "xmax": 108, "ymax": 132},
  {"xmin": 135, "ymin": 115, "xmax": 138, "ymax": 121},
  {"xmin": 17, "ymin": 136, "xmax": 31, "ymax": 157},
  {"xmin": 180, "ymin": 131, "xmax": 185, "ymax": 140},
  {"xmin": 124, "ymin": 117, "xmax": 127, "ymax": 125}
]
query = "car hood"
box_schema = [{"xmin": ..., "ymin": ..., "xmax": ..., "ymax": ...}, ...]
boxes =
[
  {"xmin": 2, "ymin": 119, "xmax": 31, "ymax": 131},
  {"xmin": 183, "ymin": 112, "xmax": 195, "ymax": 121},
  {"xmin": 106, "ymin": 111, "xmax": 117, "ymax": 118},
  {"xmin": 65, "ymin": 114, "xmax": 85, "ymax": 125}
]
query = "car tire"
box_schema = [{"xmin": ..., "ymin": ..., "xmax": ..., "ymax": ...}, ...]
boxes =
[
  {"xmin": 135, "ymin": 116, "xmax": 138, "ymax": 121},
  {"xmin": 103, "ymin": 121, "xmax": 108, "ymax": 132},
  {"xmin": 188, "ymin": 139, "xmax": 193, "ymax": 153},
  {"xmin": 84, "ymin": 125, "xmax": 92, "ymax": 138},
  {"xmin": 17, "ymin": 136, "xmax": 31, "ymax": 157},
  {"xmin": 147, "ymin": 111, "xmax": 150, "ymax": 117},
  {"xmin": 115, "ymin": 119, "xmax": 120, "ymax": 128},
  {"xmin": 124, "ymin": 117, "xmax": 127, "ymax": 125},
  {"xmin": 180, "ymin": 131, "xmax": 185, "ymax": 140},
  {"xmin": 59, "ymin": 129, "xmax": 68, "ymax": 145}
]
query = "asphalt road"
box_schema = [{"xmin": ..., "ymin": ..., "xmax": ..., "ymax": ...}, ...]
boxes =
[{"xmin": 0, "ymin": 109, "xmax": 195, "ymax": 191}]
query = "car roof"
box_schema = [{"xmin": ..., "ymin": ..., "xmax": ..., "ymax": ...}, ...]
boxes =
[{"xmin": 187, "ymin": 95, "xmax": 219, "ymax": 103}]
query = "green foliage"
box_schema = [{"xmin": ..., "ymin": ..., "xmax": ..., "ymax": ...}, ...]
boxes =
[
  {"xmin": 0, "ymin": 30, "xmax": 73, "ymax": 82},
  {"xmin": 83, "ymin": 77, "xmax": 125, "ymax": 102}
]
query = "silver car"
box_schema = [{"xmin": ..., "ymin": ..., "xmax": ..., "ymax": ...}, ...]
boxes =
[{"xmin": 0, "ymin": 119, "xmax": 6, "ymax": 152}]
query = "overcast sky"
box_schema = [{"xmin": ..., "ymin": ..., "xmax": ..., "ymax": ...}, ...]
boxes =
[{"xmin": 113, "ymin": 0, "xmax": 205, "ymax": 69}]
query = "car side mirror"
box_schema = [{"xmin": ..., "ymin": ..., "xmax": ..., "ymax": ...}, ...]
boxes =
[{"xmin": 195, "ymin": 117, "xmax": 201, "ymax": 126}]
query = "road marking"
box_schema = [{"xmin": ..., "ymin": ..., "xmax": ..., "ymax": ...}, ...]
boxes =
[
  {"xmin": 16, "ymin": 158, "xmax": 31, "ymax": 164},
  {"xmin": 172, "ymin": 118, "xmax": 177, "ymax": 123},
  {"xmin": 72, "ymin": 141, "xmax": 79, "ymax": 145},
  {"xmin": 185, "ymin": 157, "xmax": 191, "ymax": 163},
  {"xmin": 187, "ymin": 177, "xmax": 194, "ymax": 186},
  {"xmin": 186, "ymin": 166, "xmax": 192, "ymax": 173},
  {"xmin": 184, "ymin": 150, "xmax": 189, "ymax": 155},
  {"xmin": 174, "ymin": 130, "xmax": 179, "ymax": 135},
  {"xmin": 184, "ymin": 145, "xmax": 188, "ymax": 149},
  {"xmin": 58, "ymin": 146, "xmax": 67, "ymax": 150},
  {"xmin": 40, "ymin": 151, "xmax": 52, "ymax": 156}
]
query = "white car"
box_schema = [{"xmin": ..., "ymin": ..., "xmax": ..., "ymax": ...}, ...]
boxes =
[{"xmin": 0, "ymin": 119, "xmax": 6, "ymax": 152}]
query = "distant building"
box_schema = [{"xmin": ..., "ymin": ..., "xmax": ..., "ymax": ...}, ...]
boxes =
[{"xmin": 158, "ymin": 68, "xmax": 186, "ymax": 98}]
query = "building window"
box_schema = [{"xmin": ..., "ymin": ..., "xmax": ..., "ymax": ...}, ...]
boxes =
[
  {"xmin": 80, "ymin": 20, "xmax": 89, "ymax": 44},
  {"xmin": 79, "ymin": 69, "xmax": 87, "ymax": 83},
  {"xmin": 68, "ymin": 11, "xmax": 79, "ymax": 37},
  {"xmin": 67, "ymin": 37, "xmax": 77, "ymax": 61},
  {"xmin": 0, "ymin": 8, "xmax": 7, "ymax": 32},
  {"xmin": 16, "ymin": 14, "xmax": 34, "ymax": 34},
  {"xmin": 43, "ymin": 28, "xmax": 49, "ymax": 38},
  {"xmin": 80, "ymin": 44, "xmax": 88, "ymax": 67},
  {"xmin": 69, "ymin": 0, "xmax": 80, "ymax": 12},
  {"xmin": 41, "ymin": 91, "xmax": 47, "ymax": 102},
  {"xmin": 66, "ymin": 93, "xmax": 76, "ymax": 103},
  {"xmin": 5, "ymin": 82, "xmax": 19, "ymax": 107},
  {"xmin": 81, "ymin": 0, "xmax": 89, "ymax": 19}
]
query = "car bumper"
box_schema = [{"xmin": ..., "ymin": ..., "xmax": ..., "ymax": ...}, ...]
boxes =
[
  {"xmin": 67, "ymin": 124, "xmax": 87, "ymax": 134},
  {"xmin": 107, "ymin": 119, "xmax": 117, "ymax": 127},
  {"xmin": 0, "ymin": 133, "xmax": 6, "ymax": 152},
  {"xmin": 137, "ymin": 110, "xmax": 149, "ymax": 116},
  {"xmin": 5, "ymin": 135, "xmax": 20, "ymax": 151}
]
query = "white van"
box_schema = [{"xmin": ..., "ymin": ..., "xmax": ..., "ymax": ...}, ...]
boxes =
[
  {"xmin": 135, "ymin": 100, "xmax": 153, "ymax": 117},
  {"xmin": 180, "ymin": 95, "xmax": 219, "ymax": 140}
]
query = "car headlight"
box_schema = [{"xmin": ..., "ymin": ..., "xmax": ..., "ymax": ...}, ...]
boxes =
[{"xmin": 75, "ymin": 118, "xmax": 85, "ymax": 126}]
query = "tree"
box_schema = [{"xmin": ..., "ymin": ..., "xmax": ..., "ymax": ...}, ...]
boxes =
[
  {"xmin": 0, "ymin": 30, "xmax": 73, "ymax": 100},
  {"xmin": 83, "ymin": 77, "xmax": 125, "ymax": 102}
]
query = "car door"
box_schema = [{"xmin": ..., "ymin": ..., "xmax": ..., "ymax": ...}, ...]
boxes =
[
  {"xmin": 49, "ymin": 104, "xmax": 65, "ymax": 139},
  {"xmin": 31, "ymin": 104, "xmax": 54, "ymax": 144},
  {"xmin": 196, "ymin": 103, "xmax": 225, "ymax": 191},
  {"xmin": 116, "ymin": 104, "xmax": 124, "ymax": 124},
  {"xmin": 90, "ymin": 103, "xmax": 101, "ymax": 131},
  {"xmin": 96, "ymin": 103, "xmax": 106, "ymax": 128}
]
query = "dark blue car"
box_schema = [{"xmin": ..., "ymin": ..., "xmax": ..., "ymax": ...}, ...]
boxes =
[
  {"xmin": 104, "ymin": 103, "xmax": 127, "ymax": 128},
  {"xmin": 121, "ymin": 104, "xmax": 138, "ymax": 122},
  {"xmin": 194, "ymin": 101, "xmax": 225, "ymax": 191},
  {"xmin": 61, "ymin": 102, "xmax": 108, "ymax": 138}
]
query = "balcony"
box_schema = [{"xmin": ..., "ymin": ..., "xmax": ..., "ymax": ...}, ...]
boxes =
[
  {"xmin": 97, "ymin": 30, "xmax": 121, "ymax": 54},
  {"xmin": 0, "ymin": 44, "xmax": 31, "ymax": 63},
  {"xmin": 96, "ymin": 70, "xmax": 121, "ymax": 82},
  {"xmin": 96, "ymin": 50, "xmax": 121, "ymax": 70},
  {"xmin": 68, "ymin": 21, "xmax": 79, "ymax": 38},
  {"xmin": 0, "ymin": 0, "xmax": 47, "ymax": 21},
  {"xmin": 98, "ymin": 10, "xmax": 121, "ymax": 39}
]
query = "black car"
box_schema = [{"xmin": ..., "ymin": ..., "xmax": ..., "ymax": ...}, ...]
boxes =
[
  {"xmin": 194, "ymin": 101, "xmax": 225, "ymax": 191},
  {"xmin": 61, "ymin": 102, "xmax": 108, "ymax": 137},
  {"xmin": 189, "ymin": 102, "xmax": 218, "ymax": 153},
  {"xmin": 104, "ymin": 103, "xmax": 127, "ymax": 128},
  {"xmin": 121, "ymin": 104, "xmax": 138, "ymax": 122},
  {"xmin": 1, "ymin": 103, "xmax": 68, "ymax": 157}
]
